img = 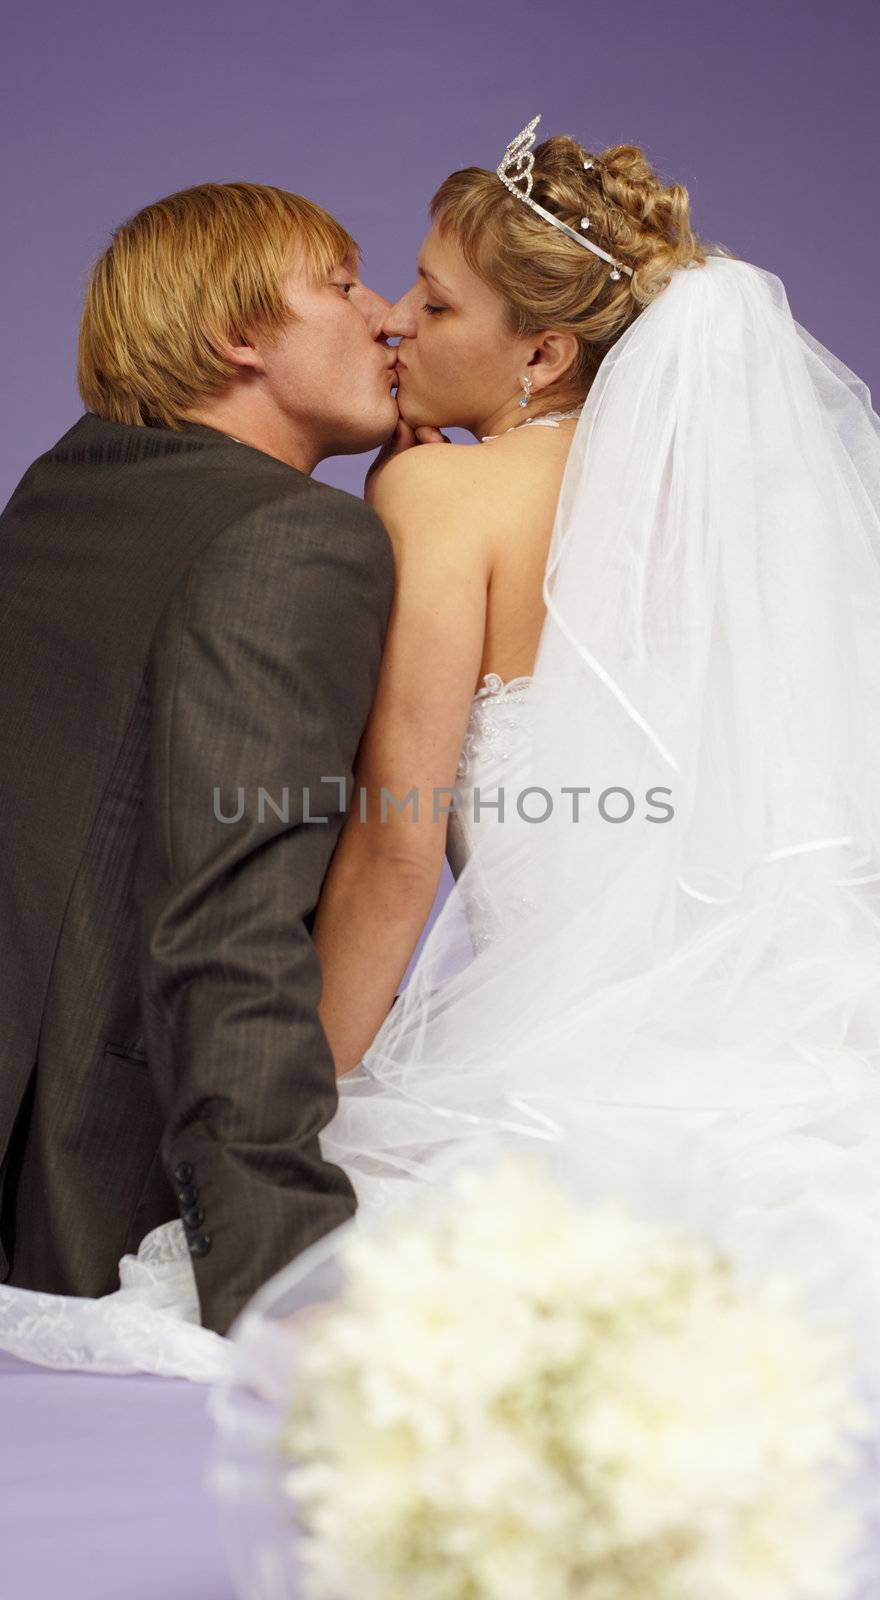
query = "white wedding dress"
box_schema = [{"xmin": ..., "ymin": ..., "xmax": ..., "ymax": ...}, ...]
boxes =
[
  {"xmin": 326, "ymin": 656, "xmax": 880, "ymax": 1312},
  {"xmin": 318, "ymin": 258, "xmax": 880, "ymax": 1439},
  {"xmin": 3, "ymin": 260, "xmax": 880, "ymax": 1417}
]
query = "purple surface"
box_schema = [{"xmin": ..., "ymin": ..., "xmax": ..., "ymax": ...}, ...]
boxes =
[
  {"xmin": 2, "ymin": 1347, "xmax": 876, "ymax": 1599},
  {"xmin": 0, "ymin": 1350, "xmax": 236, "ymax": 1600}
]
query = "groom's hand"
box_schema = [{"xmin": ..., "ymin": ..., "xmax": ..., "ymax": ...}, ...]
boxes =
[{"xmin": 365, "ymin": 417, "xmax": 449, "ymax": 506}]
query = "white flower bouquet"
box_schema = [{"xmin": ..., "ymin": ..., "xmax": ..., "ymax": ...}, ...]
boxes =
[{"xmin": 278, "ymin": 1153, "xmax": 867, "ymax": 1600}]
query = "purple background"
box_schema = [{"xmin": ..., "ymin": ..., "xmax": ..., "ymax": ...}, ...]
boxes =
[
  {"xmin": 1, "ymin": 22, "xmax": 878, "ymax": 1584},
  {"xmin": 3, "ymin": 0, "xmax": 878, "ymax": 959},
  {"xmin": 3, "ymin": 0, "xmax": 877, "ymax": 505}
]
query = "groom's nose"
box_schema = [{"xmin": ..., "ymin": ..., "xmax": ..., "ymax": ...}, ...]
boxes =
[{"xmin": 355, "ymin": 282, "xmax": 393, "ymax": 341}]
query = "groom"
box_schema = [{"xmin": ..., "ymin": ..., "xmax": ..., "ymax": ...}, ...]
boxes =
[{"xmin": 0, "ymin": 182, "xmax": 399, "ymax": 1334}]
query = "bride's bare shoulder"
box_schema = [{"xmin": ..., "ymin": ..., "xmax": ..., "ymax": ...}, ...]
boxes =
[
  {"xmin": 371, "ymin": 440, "xmax": 494, "ymax": 492},
  {"xmin": 368, "ymin": 434, "xmax": 551, "ymax": 528},
  {"xmin": 367, "ymin": 442, "xmax": 504, "ymax": 540}
]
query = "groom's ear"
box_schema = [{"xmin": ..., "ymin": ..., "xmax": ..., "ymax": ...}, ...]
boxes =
[{"xmin": 218, "ymin": 330, "xmax": 267, "ymax": 376}]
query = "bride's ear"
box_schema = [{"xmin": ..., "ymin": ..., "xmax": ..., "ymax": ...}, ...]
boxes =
[{"xmin": 527, "ymin": 329, "xmax": 580, "ymax": 393}]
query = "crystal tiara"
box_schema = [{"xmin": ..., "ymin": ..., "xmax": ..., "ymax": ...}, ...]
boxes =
[{"xmin": 495, "ymin": 114, "xmax": 633, "ymax": 281}]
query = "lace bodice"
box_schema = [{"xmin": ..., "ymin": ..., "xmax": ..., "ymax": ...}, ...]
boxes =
[
  {"xmin": 452, "ymin": 665, "xmax": 534, "ymax": 792},
  {"xmin": 446, "ymin": 672, "xmax": 542, "ymax": 952}
]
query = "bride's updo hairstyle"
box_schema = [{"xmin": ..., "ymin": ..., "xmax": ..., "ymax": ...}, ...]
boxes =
[{"xmin": 430, "ymin": 136, "xmax": 708, "ymax": 408}]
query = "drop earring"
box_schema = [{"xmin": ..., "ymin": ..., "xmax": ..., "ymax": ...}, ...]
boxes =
[{"xmin": 519, "ymin": 373, "xmax": 533, "ymax": 409}]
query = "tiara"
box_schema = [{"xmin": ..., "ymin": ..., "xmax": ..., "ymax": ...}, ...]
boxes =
[{"xmin": 495, "ymin": 114, "xmax": 633, "ymax": 281}]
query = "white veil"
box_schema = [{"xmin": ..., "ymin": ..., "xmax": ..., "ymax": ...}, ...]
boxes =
[{"xmin": 323, "ymin": 253, "xmax": 880, "ymax": 1242}]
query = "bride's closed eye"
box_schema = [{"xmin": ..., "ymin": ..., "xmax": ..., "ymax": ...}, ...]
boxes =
[{"xmin": 422, "ymin": 303, "xmax": 446, "ymax": 316}]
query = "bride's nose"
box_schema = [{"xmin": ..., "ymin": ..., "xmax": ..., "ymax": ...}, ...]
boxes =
[{"xmin": 381, "ymin": 286, "xmax": 418, "ymax": 342}]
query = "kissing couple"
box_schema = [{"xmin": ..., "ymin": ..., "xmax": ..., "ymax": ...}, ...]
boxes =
[{"xmin": 2, "ymin": 116, "xmax": 880, "ymax": 1382}]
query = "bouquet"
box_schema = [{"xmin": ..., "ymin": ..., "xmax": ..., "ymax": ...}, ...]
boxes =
[{"xmin": 279, "ymin": 1153, "xmax": 867, "ymax": 1600}]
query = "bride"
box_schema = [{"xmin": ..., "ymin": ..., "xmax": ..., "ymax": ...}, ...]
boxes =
[
  {"xmin": 314, "ymin": 116, "xmax": 880, "ymax": 1279},
  {"xmin": 308, "ymin": 115, "xmax": 880, "ymax": 1420},
  {"xmin": 2, "ymin": 115, "xmax": 879, "ymax": 1384}
]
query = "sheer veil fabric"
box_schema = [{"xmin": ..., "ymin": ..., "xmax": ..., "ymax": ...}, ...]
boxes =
[{"xmin": 323, "ymin": 256, "xmax": 880, "ymax": 1325}]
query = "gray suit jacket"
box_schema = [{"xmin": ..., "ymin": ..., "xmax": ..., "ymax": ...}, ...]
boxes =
[{"xmin": 0, "ymin": 412, "xmax": 394, "ymax": 1335}]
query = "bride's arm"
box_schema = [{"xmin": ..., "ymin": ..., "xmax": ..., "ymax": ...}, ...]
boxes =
[{"xmin": 312, "ymin": 444, "xmax": 490, "ymax": 1075}]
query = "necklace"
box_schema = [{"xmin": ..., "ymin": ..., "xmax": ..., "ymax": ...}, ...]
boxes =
[{"xmin": 480, "ymin": 404, "xmax": 584, "ymax": 443}]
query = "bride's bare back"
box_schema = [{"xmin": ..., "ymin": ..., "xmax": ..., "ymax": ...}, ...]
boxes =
[
  {"xmin": 311, "ymin": 412, "xmax": 585, "ymax": 1070},
  {"xmin": 472, "ymin": 415, "xmax": 580, "ymax": 686}
]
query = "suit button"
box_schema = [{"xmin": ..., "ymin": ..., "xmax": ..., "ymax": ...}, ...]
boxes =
[
  {"xmin": 188, "ymin": 1233, "xmax": 212, "ymax": 1258},
  {"xmin": 177, "ymin": 1184, "xmax": 198, "ymax": 1208},
  {"xmin": 182, "ymin": 1206, "xmax": 205, "ymax": 1230},
  {"xmin": 173, "ymin": 1161, "xmax": 194, "ymax": 1184}
]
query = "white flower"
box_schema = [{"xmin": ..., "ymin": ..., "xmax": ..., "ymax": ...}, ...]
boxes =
[{"xmin": 279, "ymin": 1154, "xmax": 868, "ymax": 1600}]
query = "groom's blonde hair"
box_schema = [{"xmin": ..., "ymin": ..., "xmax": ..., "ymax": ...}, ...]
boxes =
[{"xmin": 77, "ymin": 182, "xmax": 359, "ymax": 429}]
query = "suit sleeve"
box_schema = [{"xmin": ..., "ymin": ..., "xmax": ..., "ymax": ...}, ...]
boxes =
[{"xmin": 135, "ymin": 487, "xmax": 394, "ymax": 1335}]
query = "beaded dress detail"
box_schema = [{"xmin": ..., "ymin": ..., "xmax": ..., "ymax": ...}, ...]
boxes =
[{"xmin": 445, "ymin": 673, "xmax": 539, "ymax": 953}]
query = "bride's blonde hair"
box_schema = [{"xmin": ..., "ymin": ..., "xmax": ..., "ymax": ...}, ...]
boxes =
[{"xmin": 430, "ymin": 136, "xmax": 708, "ymax": 409}]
